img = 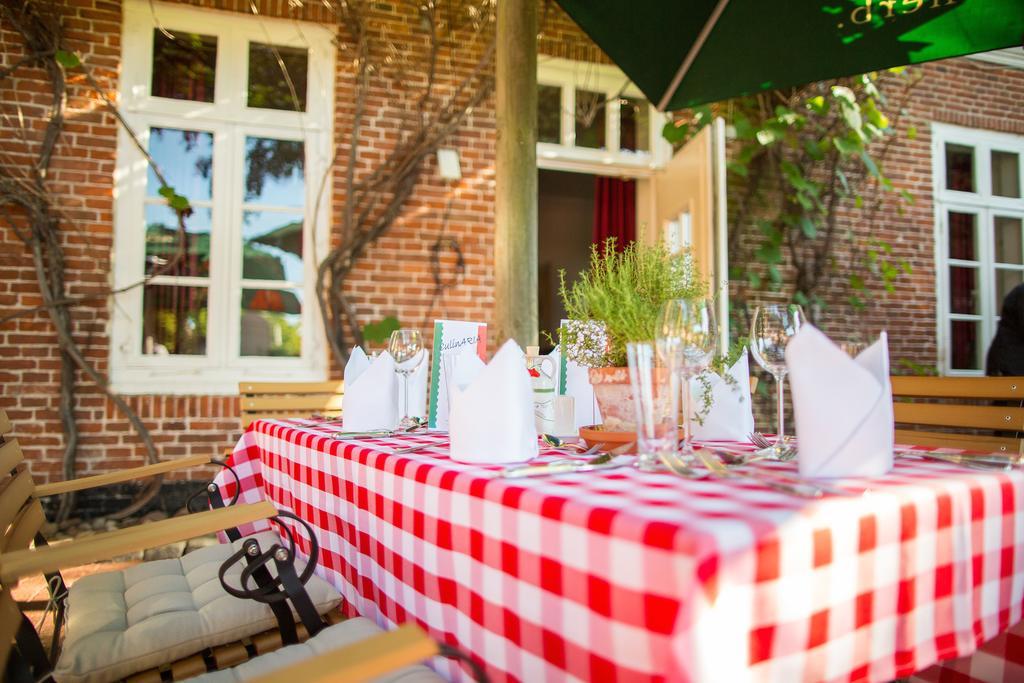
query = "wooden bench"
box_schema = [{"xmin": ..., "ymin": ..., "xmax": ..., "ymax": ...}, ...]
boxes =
[
  {"xmin": 891, "ymin": 376, "xmax": 1024, "ymax": 455},
  {"xmin": 238, "ymin": 381, "xmax": 346, "ymax": 428}
]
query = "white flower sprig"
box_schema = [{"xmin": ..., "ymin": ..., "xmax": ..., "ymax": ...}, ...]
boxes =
[{"xmin": 560, "ymin": 319, "xmax": 613, "ymax": 368}]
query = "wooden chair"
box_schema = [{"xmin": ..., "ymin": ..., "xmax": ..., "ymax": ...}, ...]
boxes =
[
  {"xmin": 238, "ymin": 381, "xmax": 346, "ymax": 428},
  {"xmin": 891, "ymin": 376, "xmax": 1024, "ymax": 455},
  {"xmin": 0, "ymin": 587, "xmax": 441, "ymax": 683},
  {"xmin": 0, "ymin": 410, "xmax": 343, "ymax": 682}
]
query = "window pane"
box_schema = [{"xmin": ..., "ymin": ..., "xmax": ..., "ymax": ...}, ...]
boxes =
[
  {"xmin": 949, "ymin": 266, "xmax": 978, "ymax": 314},
  {"xmin": 619, "ymin": 96, "xmax": 649, "ymax": 152},
  {"xmin": 575, "ymin": 89, "xmax": 606, "ymax": 149},
  {"xmin": 538, "ymin": 85, "xmax": 561, "ymax": 144},
  {"xmin": 241, "ymin": 288, "xmax": 302, "ymax": 357},
  {"xmin": 248, "ymin": 42, "xmax": 308, "ymax": 112},
  {"xmin": 245, "ymin": 137, "xmax": 304, "ymax": 206},
  {"xmin": 145, "ymin": 204, "xmax": 212, "ymax": 277},
  {"xmin": 948, "ymin": 211, "xmax": 977, "ymax": 261},
  {"xmin": 945, "ymin": 143, "xmax": 974, "ymax": 192},
  {"xmin": 996, "ymin": 269, "xmax": 1023, "ymax": 313},
  {"xmin": 950, "ymin": 320, "xmax": 980, "ymax": 371},
  {"xmin": 151, "ymin": 30, "xmax": 216, "ymax": 102},
  {"xmin": 147, "ymin": 128, "xmax": 213, "ymax": 202},
  {"xmin": 142, "ymin": 285, "xmax": 207, "ymax": 355},
  {"xmin": 994, "ymin": 216, "xmax": 1023, "ymax": 265},
  {"xmin": 243, "ymin": 211, "xmax": 303, "ymax": 281},
  {"xmin": 992, "ymin": 151, "xmax": 1021, "ymax": 198}
]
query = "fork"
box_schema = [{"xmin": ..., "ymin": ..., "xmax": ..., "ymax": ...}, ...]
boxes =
[
  {"xmin": 657, "ymin": 450, "xmax": 711, "ymax": 480},
  {"xmin": 695, "ymin": 449, "xmax": 823, "ymax": 498},
  {"xmin": 748, "ymin": 432, "xmax": 797, "ymax": 461}
]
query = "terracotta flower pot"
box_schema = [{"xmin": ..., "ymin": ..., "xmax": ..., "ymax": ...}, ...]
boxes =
[{"xmin": 587, "ymin": 366, "xmax": 636, "ymax": 432}]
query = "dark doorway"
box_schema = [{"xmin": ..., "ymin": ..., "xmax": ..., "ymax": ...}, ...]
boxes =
[{"xmin": 538, "ymin": 169, "xmax": 595, "ymax": 352}]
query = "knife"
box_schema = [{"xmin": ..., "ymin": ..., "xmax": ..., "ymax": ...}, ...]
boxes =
[{"xmin": 502, "ymin": 454, "xmax": 627, "ymax": 478}]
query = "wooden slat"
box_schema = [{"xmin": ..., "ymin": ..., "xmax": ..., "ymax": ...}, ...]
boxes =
[
  {"xmin": 3, "ymin": 500, "xmax": 44, "ymax": 553},
  {"xmin": 34, "ymin": 454, "xmax": 214, "ymax": 498},
  {"xmin": 896, "ymin": 429, "xmax": 1023, "ymax": 455},
  {"xmin": 246, "ymin": 624, "xmax": 438, "ymax": 683},
  {"xmin": 0, "ymin": 501, "xmax": 276, "ymax": 584},
  {"xmin": 891, "ymin": 376, "xmax": 1024, "ymax": 400},
  {"xmin": 894, "ymin": 403, "xmax": 1024, "ymax": 431},
  {"xmin": 0, "ymin": 470, "xmax": 35, "ymax": 531},
  {"xmin": 241, "ymin": 395, "xmax": 345, "ymax": 412},
  {"xmin": 170, "ymin": 653, "xmax": 208, "ymax": 679},
  {"xmin": 239, "ymin": 381, "xmax": 344, "ymax": 395},
  {"xmin": 0, "ymin": 412, "xmax": 11, "ymax": 437},
  {"xmin": 0, "ymin": 590, "xmax": 22, "ymax": 676},
  {"xmin": 242, "ymin": 411, "xmax": 341, "ymax": 428},
  {"xmin": 0, "ymin": 439, "xmax": 24, "ymax": 474},
  {"xmin": 210, "ymin": 641, "xmax": 249, "ymax": 669}
]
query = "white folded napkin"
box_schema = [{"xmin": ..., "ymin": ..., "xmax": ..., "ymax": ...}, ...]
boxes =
[
  {"xmin": 434, "ymin": 352, "xmax": 486, "ymax": 431},
  {"xmin": 449, "ymin": 340, "xmax": 538, "ymax": 464},
  {"xmin": 688, "ymin": 352, "xmax": 755, "ymax": 441},
  {"xmin": 397, "ymin": 351, "xmax": 429, "ymax": 421},
  {"xmin": 786, "ymin": 325, "xmax": 894, "ymax": 478},
  {"xmin": 342, "ymin": 347, "xmax": 398, "ymax": 431}
]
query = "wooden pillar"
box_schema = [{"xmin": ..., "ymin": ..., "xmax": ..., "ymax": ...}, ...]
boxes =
[{"xmin": 494, "ymin": 0, "xmax": 538, "ymax": 347}]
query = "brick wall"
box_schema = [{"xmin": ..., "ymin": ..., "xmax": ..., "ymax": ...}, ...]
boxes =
[
  {"xmin": 0, "ymin": 0, "xmax": 599, "ymax": 490},
  {"xmin": 731, "ymin": 57, "xmax": 1024, "ymax": 375}
]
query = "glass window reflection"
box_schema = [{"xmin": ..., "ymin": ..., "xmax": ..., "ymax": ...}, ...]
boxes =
[
  {"xmin": 147, "ymin": 128, "xmax": 213, "ymax": 201},
  {"xmin": 245, "ymin": 137, "xmax": 304, "ymax": 206},
  {"xmin": 144, "ymin": 204, "xmax": 212, "ymax": 277},
  {"xmin": 240, "ymin": 288, "xmax": 302, "ymax": 357},
  {"xmin": 242, "ymin": 211, "xmax": 303, "ymax": 282},
  {"xmin": 247, "ymin": 42, "xmax": 308, "ymax": 112},
  {"xmin": 142, "ymin": 284, "xmax": 208, "ymax": 355},
  {"xmin": 151, "ymin": 30, "xmax": 216, "ymax": 103}
]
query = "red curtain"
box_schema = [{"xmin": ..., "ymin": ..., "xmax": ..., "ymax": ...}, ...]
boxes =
[{"xmin": 593, "ymin": 176, "xmax": 636, "ymax": 249}]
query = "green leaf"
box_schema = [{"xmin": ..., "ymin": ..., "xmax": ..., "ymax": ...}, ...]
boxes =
[
  {"xmin": 756, "ymin": 128, "xmax": 778, "ymax": 146},
  {"xmin": 849, "ymin": 273, "xmax": 866, "ymax": 290},
  {"xmin": 800, "ymin": 216, "xmax": 817, "ymax": 238},
  {"xmin": 747, "ymin": 271, "xmax": 762, "ymax": 289},
  {"xmin": 860, "ymin": 150, "xmax": 880, "ymax": 178},
  {"xmin": 55, "ymin": 50, "xmax": 80, "ymax": 68},
  {"xmin": 662, "ymin": 120, "xmax": 690, "ymax": 145},
  {"xmin": 168, "ymin": 194, "xmax": 191, "ymax": 211},
  {"xmin": 767, "ymin": 265, "xmax": 782, "ymax": 284},
  {"xmin": 726, "ymin": 160, "xmax": 748, "ymax": 177},
  {"xmin": 362, "ymin": 315, "xmax": 402, "ymax": 345},
  {"xmin": 833, "ymin": 135, "xmax": 861, "ymax": 156},
  {"xmin": 806, "ymin": 95, "xmax": 828, "ymax": 115},
  {"xmin": 899, "ymin": 189, "xmax": 915, "ymax": 205},
  {"xmin": 849, "ymin": 294, "xmax": 866, "ymax": 311},
  {"xmin": 906, "ymin": 125, "xmax": 918, "ymax": 140},
  {"xmin": 756, "ymin": 243, "xmax": 783, "ymax": 265},
  {"xmin": 733, "ymin": 114, "xmax": 756, "ymax": 140},
  {"xmin": 158, "ymin": 186, "xmax": 176, "ymax": 200},
  {"xmin": 793, "ymin": 290, "xmax": 810, "ymax": 307},
  {"xmin": 836, "ymin": 168, "xmax": 850, "ymax": 195},
  {"xmin": 831, "ymin": 85, "xmax": 856, "ymax": 106}
]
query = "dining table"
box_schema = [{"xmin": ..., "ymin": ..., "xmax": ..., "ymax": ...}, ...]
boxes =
[{"xmin": 215, "ymin": 419, "xmax": 1024, "ymax": 682}]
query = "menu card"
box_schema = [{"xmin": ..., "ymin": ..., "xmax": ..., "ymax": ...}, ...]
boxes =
[{"xmin": 427, "ymin": 319, "xmax": 488, "ymax": 429}]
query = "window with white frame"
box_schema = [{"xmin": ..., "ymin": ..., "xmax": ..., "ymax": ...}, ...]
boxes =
[
  {"xmin": 111, "ymin": 1, "xmax": 334, "ymax": 394},
  {"xmin": 536, "ymin": 57, "xmax": 671, "ymax": 174},
  {"xmin": 933, "ymin": 123, "xmax": 1024, "ymax": 375}
]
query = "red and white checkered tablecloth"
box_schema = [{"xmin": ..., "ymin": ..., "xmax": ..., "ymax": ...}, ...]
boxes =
[{"xmin": 215, "ymin": 419, "xmax": 1024, "ymax": 682}]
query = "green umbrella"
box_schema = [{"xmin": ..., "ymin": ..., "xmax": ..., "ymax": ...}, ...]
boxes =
[{"xmin": 556, "ymin": 0, "xmax": 1024, "ymax": 111}]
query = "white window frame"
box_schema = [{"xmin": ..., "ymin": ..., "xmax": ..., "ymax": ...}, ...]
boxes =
[
  {"xmin": 111, "ymin": 0, "xmax": 334, "ymax": 394},
  {"xmin": 536, "ymin": 57, "xmax": 672, "ymax": 177},
  {"xmin": 932, "ymin": 122, "xmax": 1024, "ymax": 376}
]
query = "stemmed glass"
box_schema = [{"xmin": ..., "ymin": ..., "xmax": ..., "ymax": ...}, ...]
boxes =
[
  {"xmin": 748, "ymin": 304, "xmax": 804, "ymax": 459},
  {"xmin": 657, "ymin": 298, "xmax": 717, "ymax": 460},
  {"xmin": 388, "ymin": 329, "xmax": 425, "ymax": 430}
]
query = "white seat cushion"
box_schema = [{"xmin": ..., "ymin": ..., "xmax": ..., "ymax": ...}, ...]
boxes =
[
  {"xmin": 184, "ymin": 618, "xmax": 444, "ymax": 683},
  {"xmin": 55, "ymin": 531, "xmax": 342, "ymax": 683}
]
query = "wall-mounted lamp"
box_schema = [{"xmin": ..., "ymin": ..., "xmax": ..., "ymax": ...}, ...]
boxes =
[{"xmin": 436, "ymin": 148, "xmax": 462, "ymax": 180}]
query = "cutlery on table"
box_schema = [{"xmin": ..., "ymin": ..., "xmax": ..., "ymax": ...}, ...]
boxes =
[
  {"xmin": 502, "ymin": 453, "xmax": 625, "ymax": 478},
  {"xmin": 392, "ymin": 441, "xmax": 446, "ymax": 454},
  {"xmin": 898, "ymin": 451, "xmax": 1019, "ymax": 472},
  {"xmin": 657, "ymin": 451, "xmax": 710, "ymax": 480},
  {"xmin": 695, "ymin": 449, "xmax": 823, "ymax": 498},
  {"xmin": 748, "ymin": 432, "xmax": 797, "ymax": 461}
]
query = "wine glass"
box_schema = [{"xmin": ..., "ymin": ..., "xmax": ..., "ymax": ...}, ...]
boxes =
[
  {"xmin": 748, "ymin": 304, "xmax": 804, "ymax": 459},
  {"xmin": 657, "ymin": 298, "xmax": 717, "ymax": 459},
  {"xmin": 388, "ymin": 329, "xmax": 425, "ymax": 430}
]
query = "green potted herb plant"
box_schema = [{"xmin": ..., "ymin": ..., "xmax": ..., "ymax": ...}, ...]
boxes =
[{"xmin": 559, "ymin": 239, "xmax": 705, "ymax": 431}]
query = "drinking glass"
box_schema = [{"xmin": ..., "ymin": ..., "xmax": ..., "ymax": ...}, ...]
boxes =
[
  {"xmin": 627, "ymin": 341, "xmax": 680, "ymax": 471},
  {"xmin": 749, "ymin": 304, "xmax": 805, "ymax": 459},
  {"xmin": 389, "ymin": 329, "xmax": 425, "ymax": 429},
  {"xmin": 657, "ymin": 298, "xmax": 717, "ymax": 458}
]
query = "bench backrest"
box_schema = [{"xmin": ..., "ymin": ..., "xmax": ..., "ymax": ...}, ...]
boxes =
[
  {"xmin": 891, "ymin": 376, "xmax": 1024, "ymax": 455},
  {"xmin": 238, "ymin": 381, "xmax": 345, "ymax": 428}
]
